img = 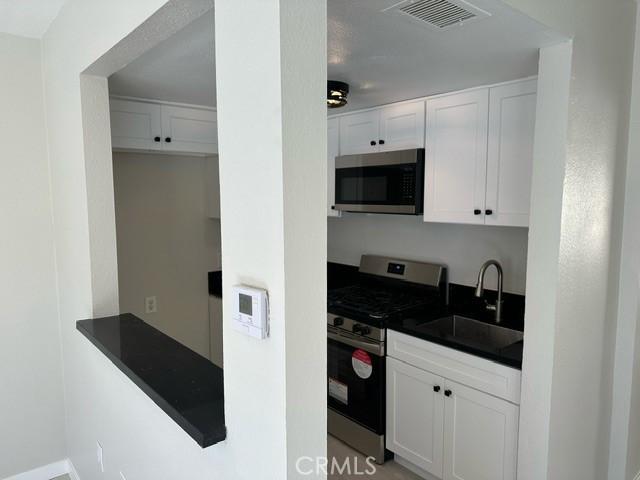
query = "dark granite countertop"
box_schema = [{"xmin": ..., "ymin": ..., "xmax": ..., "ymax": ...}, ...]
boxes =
[
  {"xmin": 77, "ymin": 314, "xmax": 225, "ymax": 448},
  {"xmin": 388, "ymin": 312, "xmax": 523, "ymax": 369},
  {"xmin": 208, "ymin": 271, "xmax": 222, "ymax": 297},
  {"xmin": 388, "ymin": 285, "xmax": 525, "ymax": 369}
]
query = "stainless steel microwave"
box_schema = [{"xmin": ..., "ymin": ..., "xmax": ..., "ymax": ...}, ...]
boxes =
[{"xmin": 333, "ymin": 148, "xmax": 425, "ymax": 215}]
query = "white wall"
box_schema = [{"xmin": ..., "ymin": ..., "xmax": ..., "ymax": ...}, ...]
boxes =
[
  {"xmin": 35, "ymin": 0, "xmax": 637, "ymax": 479},
  {"xmin": 113, "ymin": 152, "xmax": 221, "ymax": 359},
  {"xmin": 499, "ymin": 0, "xmax": 636, "ymax": 479},
  {"xmin": 42, "ymin": 0, "xmax": 326, "ymax": 479},
  {"xmin": 328, "ymin": 215, "xmax": 528, "ymax": 294},
  {"xmin": 0, "ymin": 33, "xmax": 66, "ymax": 477},
  {"xmin": 609, "ymin": 5, "xmax": 640, "ymax": 479}
]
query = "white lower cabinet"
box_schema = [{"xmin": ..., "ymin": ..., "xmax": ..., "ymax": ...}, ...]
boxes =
[
  {"xmin": 443, "ymin": 380, "xmax": 519, "ymax": 480},
  {"xmin": 387, "ymin": 357, "xmax": 445, "ymax": 477},
  {"xmin": 386, "ymin": 330, "xmax": 520, "ymax": 480}
]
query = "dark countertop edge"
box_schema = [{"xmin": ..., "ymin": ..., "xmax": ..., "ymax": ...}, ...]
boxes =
[
  {"xmin": 208, "ymin": 270, "xmax": 222, "ymax": 298},
  {"xmin": 76, "ymin": 320, "xmax": 226, "ymax": 448},
  {"xmin": 388, "ymin": 325, "xmax": 522, "ymax": 369}
]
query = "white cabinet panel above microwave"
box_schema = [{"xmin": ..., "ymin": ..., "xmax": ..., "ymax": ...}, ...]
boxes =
[
  {"xmin": 379, "ymin": 101, "xmax": 425, "ymax": 152},
  {"xmin": 339, "ymin": 110, "xmax": 380, "ymax": 155}
]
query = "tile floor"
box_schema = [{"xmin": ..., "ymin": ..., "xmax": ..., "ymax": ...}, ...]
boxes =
[
  {"xmin": 328, "ymin": 435, "xmax": 423, "ymax": 479},
  {"xmin": 50, "ymin": 437, "xmax": 422, "ymax": 480}
]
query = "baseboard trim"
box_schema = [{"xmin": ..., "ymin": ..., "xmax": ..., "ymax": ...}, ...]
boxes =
[
  {"xmin": 66, "ymin": 459, "xmax": 80, "ymax": 480},
  {"xmin": 3, "ymin": 460, "xmax": 69, "ymax": 480}
]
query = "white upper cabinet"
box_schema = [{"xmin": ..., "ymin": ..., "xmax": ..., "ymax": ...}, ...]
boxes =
[
  {"xmin": 110, "ymin": 99, "xmax": 162, "ymax": 151},
  {"xmin": 423, "ymin": 79, "xmax": 537, "ymax": 227},
  {"xmin": 424, "ymin": 89, "xmax": 489, "ymax": 225},
  {"xmin": 443, "ymin": 380, "xmax": 519, "ymax": 480},
  {"xmin": 485, "ymin": 79, "xmax": 537, "ymax": 227},
  {"xmin": 338, "ymin": 101, "xmax": 425, "ymax": 155},
  {"xmin": 339, "ymin": 110, "xmax": 380, "ymax": 155},
  {"xmin": 379, "ymin": 101, "xmax": 425, "ymax": 152},
  {"xmin": 110, "ymin": 98, "xmax": 217, "ymax": 155},
  {"xmin": 161, "ymin": 105, "xmax": 217, "ymax": 155},
  {"xmin": 327, "ymin": 118, "xmax": 341, "ymax": 217}
]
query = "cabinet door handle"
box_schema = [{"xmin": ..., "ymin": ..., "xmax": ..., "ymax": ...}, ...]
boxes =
[
  {"xmin": 474, "ymin": 209, "xmax": 482, "ymax": 215},
  {"xmin": 444, "ymin": 389, "xmax": 452, "ymax": 397},
  {"xmin": 165, "ymin": 137, "xmax": 172, "ymax": 143},
  {"xmin": 154, "ymin": 136, "xmax": 161, "ymax": 142},
  {"xmin": 370, "ymin": 140, "xmax": 377, "ymax": 146},
  {"xmin": 379, "ymin": 139, "xmax": 385, "ymax": 145},
  {"xmin": 433, "ymin": 385, "xmax": 441, "ymax": 393},
  {"xmin": 485, "ymin": 209, "xmax": 493, "ymax": 215}
]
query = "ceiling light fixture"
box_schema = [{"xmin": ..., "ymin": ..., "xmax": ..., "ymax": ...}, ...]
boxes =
[{"xmin": 327, "ymin": 80, "xmax": 349, "ymax": 108}]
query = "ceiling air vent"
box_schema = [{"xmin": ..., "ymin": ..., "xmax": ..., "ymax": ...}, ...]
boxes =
[{"xmin": 385, "ymin": 0, "xmax": 491, "ymax": 31}]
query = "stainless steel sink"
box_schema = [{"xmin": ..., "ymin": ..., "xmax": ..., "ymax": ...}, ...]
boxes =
[{"xmin": 414, "ymin": 315, "xmax": 523, "ymax": 351}]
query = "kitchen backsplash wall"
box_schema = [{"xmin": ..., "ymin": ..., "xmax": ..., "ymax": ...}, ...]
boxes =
[{"xmin": 328, "ymin": 214, "xmax": 528, "ymax": 294}]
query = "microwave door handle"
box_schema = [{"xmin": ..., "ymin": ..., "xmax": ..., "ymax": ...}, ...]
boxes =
[{"xmin": 327, "ymin": 330, "xmax": 384, "ymax": 356}]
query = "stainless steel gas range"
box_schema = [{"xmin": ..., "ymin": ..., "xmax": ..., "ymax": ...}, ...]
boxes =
[{"xmin": 327, "ymin": 255, "xmax": 447, "ymax": 464}]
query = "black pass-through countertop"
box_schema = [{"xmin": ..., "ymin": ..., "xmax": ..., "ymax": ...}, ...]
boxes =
[{"xmin": 77, "ymin": 314, "xmax": 225, "ymax": 448}]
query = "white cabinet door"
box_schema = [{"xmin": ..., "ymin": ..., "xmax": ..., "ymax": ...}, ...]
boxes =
[
  {"xmin": 379, "ymin": 101, "xmax": 425, "ymax": 152},
  {"xmin": 204, "ymin": 155, "xmax": 220, "ymax": 219},
  {"xmin": 387, "ymin": 357, "xmax": 445, "ymax": 478},
  {"xmin": 161, "ymin": 105, "xmax": 217, "ymax": 154},
  {"xmin": 327, "ymin": 118, "xmax": 341, "ymax": 217},
  {"xmin": 443, "ymin": 380, "xmax": 519, "ymax": 480},
  {"xmin": 339, "ymin": 110, "xmax": 380, "ymax": 155},
  {"xmin": 485, "ymin": 79, "xmax": 537, "ymax": 227},
  {"xmin": 424, "ymin": 89, "xmax": 489, "ymax": 224},
  {"xmin": 110, "ymin": 99, "xmax": 162, "ymax": 151}
]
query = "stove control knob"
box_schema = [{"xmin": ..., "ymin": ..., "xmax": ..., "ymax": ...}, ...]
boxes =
[
  {"xmin": 333, "ymin": 317, "xmax": 344, "ymax": 327},
  {"xmin": 352, "ymin": 324, "xmax": 370, "ymax": 335}
]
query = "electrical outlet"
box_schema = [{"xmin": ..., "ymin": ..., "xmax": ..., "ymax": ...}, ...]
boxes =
[
  {"xmin": 96, "ymin": 441, "xmax": 104, "ymax": 473},
  {"xmin": 145, "ymin": 296, "xmax": 157, "ymax": 313}
]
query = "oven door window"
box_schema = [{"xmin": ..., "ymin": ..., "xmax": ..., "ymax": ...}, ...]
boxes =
[
  {"xmin": 335, "ymin": 164, "xmax": 416, "ymax": 206},
  {"xmin": 327, "ymin": 337, "xmax": 385, "ymax": 434}
]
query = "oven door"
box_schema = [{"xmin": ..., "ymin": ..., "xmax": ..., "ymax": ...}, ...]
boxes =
[
  {"xmin": 334, "ymin": 149, "xmax": 424, "ymax": 214},
  {"xmin": 327, "ymin": 328, "xmax": 385, "ymax": 434}
]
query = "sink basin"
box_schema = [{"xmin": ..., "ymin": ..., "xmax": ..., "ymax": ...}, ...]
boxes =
[{"xmin": 413, "ymin": 315, "xmax": 523, "ymax": 351}]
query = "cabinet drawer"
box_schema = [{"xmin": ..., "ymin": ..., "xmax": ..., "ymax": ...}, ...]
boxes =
[{"xmin": 387, "ymin": 329, "xmax": 521, "ymax": 404}]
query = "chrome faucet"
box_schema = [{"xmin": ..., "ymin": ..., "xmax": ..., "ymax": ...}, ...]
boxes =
[{"xmin": 474, "ymin": 260, "xmax": 504, "ymax": 324}]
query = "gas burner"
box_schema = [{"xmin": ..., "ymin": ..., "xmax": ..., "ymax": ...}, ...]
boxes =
[{"xmin": 328, "ymin": 284, "xmax": 441, "ymax": 324}]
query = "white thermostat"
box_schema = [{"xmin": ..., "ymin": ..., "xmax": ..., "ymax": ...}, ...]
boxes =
[{"xmin": 232, "ymin": 285, "xmax": 269, "ymax": 339}]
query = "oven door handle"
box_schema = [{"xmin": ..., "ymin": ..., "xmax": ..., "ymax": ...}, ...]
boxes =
[{"xmin": 328, "ymin": 330, "xmax": 385, "ymax": 356}]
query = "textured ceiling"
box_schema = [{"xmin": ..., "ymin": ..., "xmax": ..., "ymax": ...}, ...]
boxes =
[
  {"xmin": 109, "ymin": 10, "xmax": 216, "ymax": 107},
  {"xmin": 109, "ymin": 0, "xmax": 564, "ymax": 111},
  {"xmin": 0, "ymin": 0, "xmax": 67, "ymax": 38}
]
